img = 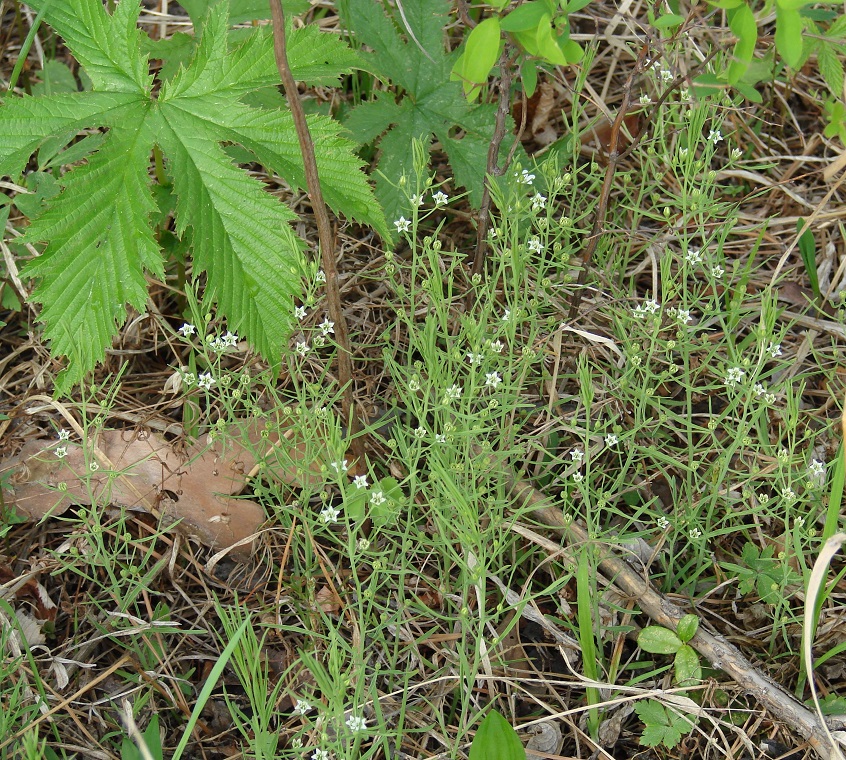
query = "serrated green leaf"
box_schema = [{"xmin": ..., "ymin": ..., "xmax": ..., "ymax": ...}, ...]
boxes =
[
  {"xmin": 817, "ymin": 42, "xmax": 844, "ymax": 96},
  {"xmin": 22, "ymin": 121, "xmax": 161, "ymax": 391},
  {"xmin": 638, "ymin": 625, "xmax": 683, "ymax": 654},
  {"xmin": 775, "ymin": 5, "xmax": 804, "ymax": 68},
  {"xmin": 469, "ymin": 710, "xmax": 524, "ymax": 760},
  {"xmin": 31, "ymin": 60, "xmax": 79, "ymax": 97},
  {"xmin": 344, "ymin": 92, "xmax": 404, "ymax": 144}
]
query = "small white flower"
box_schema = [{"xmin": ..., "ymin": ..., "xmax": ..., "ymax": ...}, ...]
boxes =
[
  {"xmin": 488, "ymin": 340, "xmax": 504, "ymax": 354},
  {"xmin": 639, "ymin": 93, "xmax": 651, "ymax": 105},
  {"xmin": 414, "ymin": 426, "xmax": 427, "ymax": 439},
  {"xmin": 724, "ymin": 367, "xmax": 745, "ymax": 387},
  {"xmin": 527, "ymin": 237, "xmax": 543, "ymax": 253},
  {"xmin": 443, "ymin": 384, "xmax": 462, "ymax": 403},
  {"xmin": 197, "ymin": 372, "xmax": 216, "ymax": 390},
  {"xmin": 466, "ymin": 351, "xmax": 483, "ymax": 366},
  {"xmin": 319, "ymin": 318, "xmax": 335, "ymax": 336},
  {"xmin": 292, "ymin": 699, "xmax": 312, "ymax": 715},
  {"xmin": 435, "ymin": 433, "xmax": 447, "ymax": 444},
  {"xmin": 57, "ymin": 429, "xmax": 70, "ymax": 441},
  {"xmin": 678, "ymin": 147, "xmax": 689, "ymax": 159},
  {"xmin": 394, "ymin": 217, "xmax": 411, "ymax": 233},
  {"xmin": 89, "ymin": 462, "xmax": 99, "ymax": 472},
  {"xmin": 222, "ymin": 331, "xmax": 238, "ymax": 347},
  {"xmin": 605, "ymin": 433, "xmax": 618, "ymax": 446},
  {"xmin": 295, "ymin": 341, "xmax": 310, "ymax": 357},
  {"xmin": 181, "ymin": 371, "xmax": 196, "ymax": 386},
  {"xmin": 570, "ymin": 448, "xmax": 584, "ymax": 463},
  {"xmin": 432, "ymin": 191, "xmax": 449, "ymax": 206},
  {"xmin": 685, "ymin": 248, "xmax": 702, "ymax": 265},
  {"xmin": 782, "ymin": 487, "xmax": 796, "ymax": 501},
  {"xmin": 660, "ymin": 68, "xmax": 673, "ymax": 83},
  {"xmin": 707, "ymin": 128, "xmax": 723, "ymax": 144},
  {"xmin": 766, "ymin": 342, "xmax": 782, "ymax": 358},
  {"xmin": 353, "ymin": 475, "xmax": 369, "ymax": 489},
  {"xmin": 711, "ymin": 264, "xmax": 724, "ymax": 279},
  {"xmin": 357, "ymin": 537, "xmax": 371, "ymax": 552},
  {"xmin": 295, "ymin": 305, "xmax": 307, "ymax": 320},
  {"xmin": 485, "ymin": 371, "xmax": 502, "ymax": 389},
  {"xmin": 311, "ymin": 750, "xmax": 331, "ymax": 760},
  {"xmin": 809, "ymin": 459, "xmax": 826, "ymax": 476},
  {"xmin": 291, "ymin": 738, "xmax": 303, "ymax": 749},
  {"xmin": 313, "ymin": 335, "xmax": 325, "ymax": 348},
  {"xmin": 657, "ymin": 516, "xmax": 670, "ymax": 531},
  {"xmin": 676, "ymin": 309, "xmax": 691, "ymax": 324},
  {"xmin": 320, "ymin": 506, "xmax": 340, "ymax": 524},
  {"xmin": 178, "ymin": 323, "xmax": 196, "ymax": 337},
  {"xmin": 410, "ymin": 194, "xmax": 424, "ymax": 207},
  {"xmin": 331, "ymin": 460, "xmax": 349, "ymax": 473},
  {"xmin": 573, "ymin": 472, "xmax": 584, "ymax": 483},
  {"xmin": 501, "ymin": 309, "xmax": 511, "ymax": 322},
  {"xmin": 731, "ymin": 147, "xmax": 743, "ymax": 160},
  {"xmin": 370, "ymin": 490, "xmax": 387, "ymax": 506},
  {"xmin": 794, "ymin": 515, "xmax": 804, "ymax": 527},
  {"xmin": 689, "ymin": 527, "xmax": 702, "ymax": 540},
  {"xmin": 408, "ymin": 377, "xmax": 421, "ymax": 392},
  {"xmin": 314, "ymin": 270, "xmax": 327, "ymax": 284},
  {"xmin": 531, "ymin": 193, "xmax": 546, "ymax": 211},
  {"xmin": 55, "ymin": 446, "xmax": 68, "ymax": 459},
  {"xmin": 346, "ymin": 715, "xmax": 368, "ymax": 732},
  {"xmin": 517, "ymin": 169, "xmax": 535, "ymax": 184}
]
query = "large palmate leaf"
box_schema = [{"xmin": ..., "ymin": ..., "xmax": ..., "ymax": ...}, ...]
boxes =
[
  {"xmin": 0, "ymin": 0, "xmax": 388, "ymax": 390},
  {"xmin": 342, "ymin": 0, "xmax": 514, "ymax": 222}
]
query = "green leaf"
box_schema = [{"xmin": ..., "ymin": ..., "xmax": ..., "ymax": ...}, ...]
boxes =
[
  {"xmin": 727, "ymin": 3, "xmax": 757, "ymax": 85},
  {"xmin": 370, "ymin": 477, "xmax": 403, "ymax": 527},
  {"xmin": 31, "ymin": 60, "xmax": 79, "ymax": 97},
  {"xmin": 535, "ymin": 14, "xmax": 567, "ymax": 65},
  {"xmin": 459, "ymin": 17, "xmax": 501, "ymax": 91},
  {"xmin": 775, "ymin": 5, "xmax": 804, "ymax": 68},
  {"xmin": 797, "ymin": 217, "xmax": 819, "ymax": 299},
  {"xmin": 653, "ymin": 13, "xmax": 685, "ymax": 29},
  {"xmin": 675, "ymin": 614, "xmax": 699, "ymax": 643},
  {"xmin": 635, "ymin": 700, "xmax": 692, "ymax": 749},
  {"xmin": 638, "ymin": 625, "xmax": 683, "ymax": 654},
  {"xmin": 776, "ymin": 0, "xmax": 809, "ymax": 10},
  {"xmin": 501, "ymin": 1, "xmax": 550, "ymax": 32},
  {"xmin": 674, "ymin": 644, "xmax": 702, "ymax": 684},
  {"xmin": 344, "ymin": 91, "xmax": 404, "ymax": 144},
  {"xmin": 469, "ymin": 710, "xmax": 524, "ymax": 760},
  {"xmin": 816, "ymin": 41, "xmax": 845, "ymax": 96},
  {"xmin": 522, "ymin": 59, "xmax": 538, "ymax": 98},
  {"xmin": 707, "ymin": 0, "xmax": 745, "ymax": 8}
]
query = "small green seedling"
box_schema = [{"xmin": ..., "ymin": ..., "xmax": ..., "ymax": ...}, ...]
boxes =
[
  {"xmin": 634, "ymin": 699, "xmax": 695, "ymax": 749},
  {"xmin": 637, "ymin": 613, "xmax": 702, "ymax": 686},
  {"xmin": 469, "ymin": 709, "xmax": 524, "ymax": 760}
]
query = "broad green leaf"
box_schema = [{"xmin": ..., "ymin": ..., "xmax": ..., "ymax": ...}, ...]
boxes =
[
  {"xmin": 535, "ymin": 14, "xmax": 568, "ymax": 65},
  {"xmin": 31, "ymin": 60, "xmax": 79, "ymax": 97},
  {"xmin": 675, "ymin": 614, "xmax": 699, "ymax": 643},
  {"xmin": 500, "ymin": 1, "xmax": 550, "ymax": 32},
  {"xmin": 653, "ymin": 13, "xmax": 685, "ymax": 28},
  {"xmin": 460, "ymin": 17, "xmax": 501, "ymax": 89},
  {"xmin": 727, "ymin": 3, "xmax": 757, "ymax": 85},
  {"xmin": 522, "ymin": 58, "xmax": 538, "ymax": 98},
  {"xmin": 638, "ymin": 625, "xmax": 683, "ymax": 654},
  {"xmin": 775, "ymin": 5, "xmax": 804, "ymax": 67},
  {"xmin": 565, "ymin": 0, "xmax": 594, "ymax": 12},
  {"xmin": 178, "ymin": 0, "xmax": 308, "ymax": 29},
  {"xmin": 674, "ymin": 644, "xmax": 702, "ymax": 684},
  {"xmin": 370, "ymin": 477, "xmax": 403, "ymax": 527},
  {"xmin": 343, "ymin": 91, "xmax": 403, "ymax": 144},
  {"xmin": 469, "ymin": 710, "xmax": 524, "ymax": 760}
]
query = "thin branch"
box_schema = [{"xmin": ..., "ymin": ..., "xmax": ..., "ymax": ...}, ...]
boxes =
[{"xmin": 269, "ymin": 1, "xmax": 361, "ymax": 458}]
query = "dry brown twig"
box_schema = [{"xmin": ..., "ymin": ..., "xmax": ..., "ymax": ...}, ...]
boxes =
[
  {"xmin": 507, "ymin": 473, "xmax": 846, "ymax": 759},
  {"xmin": 268, "ymin": 0, "xmax": 363, "ymax": 465}
]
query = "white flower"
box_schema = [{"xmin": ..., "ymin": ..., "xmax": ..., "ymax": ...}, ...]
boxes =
[
  {"xmin": 432, "ymin": 191, "xmax": 449, "ymax": 206},
  {"xmin": 707, "ymin": 129, "xmax": 723, "ymax": 144},
  {"xmin": 531, "ymin": 193, "xmax": 546, "ymax": 211},
  {"xmin": 782, "ymin": 487, "xmax": 796, "ymax": 501},
  {"xmin": 346, "ymin": 715, "xmax": 368, "ymax": 732},
  {"xmin": 408, "ymin": 377, "xmax": 421, "ymax": 392},
  {"xmin": 488, "ymin": 340, "xmax": 504, "ymax": 354},
  {"xmin": 410, "ymin": 194, "xmax": 424, "ymax": 206},
  {"xmin": 676, "ymin": 309, "xmax": 691, "ymax": 324},
  {"xmin": 485, "ymin": 371, "xmax": 502, "ymax": 389},
  {"xmin": 331, "ymin": 460, "xmax": 349, "ymax": 473},
  {"xmin": 414, "ymin": 426, "xmax": 427, "ymax": 439},
  {"xmin": 659, "ymin": 68, "xmax": 673, "ymax": 83},
  {"xmin": 55, "ymin": 446, "xmax": 68, "ymax": 459},
  {"xmin": 466, "ymin": 351, "xmax": 483, "ymax": 366},
  {"xmin": 685, "ymin": 248, "xmax": 702, "ymax": 265},
  {"xmin": 394, "ymin": 217, "xmax": 411, "ymax": 233},
  {"xmin": 573, "ymin": 472, "xmax": 584, "ymax": 483},
  {"xmin": 711, "ymin": 264, "xmax": 724, "ymax": 279},
  {"xmin": 370, "ymin": 490, "xmax": 386, "ymax": 506},
  {"xmin": 570, "ymin": 448, "xmax": 584, "ymax": 463},
  {"xmin": 295, "ymin": 305, "xmax": 307, "ymax": 320},
  {"xmin": 766, "ymin": 342, "xmax": 782, "ymax": 358},
  {"xmin": 178, "ymin": 323, "xmax": 196, "ymax": 337},
  {"xmin": 222, "ymin": 331, "xmax": 238, "ymax": 347},
  {"xmin": 319, "ymin": 318, "xmax": 335, "ymax": 336},
  {"xmin": 794, "ymin": 515, "xmax": 804, "ymax": 527},
  {"xmin": 517, "ymin": 169, "xmax": 535, "ymax": 184},
  {"xmin": 315, "ymin": 270, "xmax": 326, "ymax": 283},
  {"xmin": 181, "ymin": 371, "xmax": 196, "ymax": 386},
  {"xmin": 320, "ymin": 506, "xmax": 340, "ymax": 524},
  {"xmin": 197, "ymin": 372, "xmax": 216, "ymax": 390},
  {"xmin": 353, "ymin": 475, "xmax": 368, "ymax": 489},
  {"xmin": 657, "ymin": 516, "xmax": 670, "ymax": 531},
  {"xmin": 57, "ymin": 429, "xmax": 70, "ymax": 441},
  {"xmin": 295, "ymin": 341, "xmax": 310, "ymax": 357},
  {"xmin": 443, "ymin": 384, "xmax": 462, "ymax": 403},
  {"xmin": 90, "ymin": 462, "xmax": 99, "ymax": 472},
  {"xmin": 724, "ymin": 367, "xmax": 745, "ymax": 387},
  {"xmin": 633, "ymin": 299, "xmax": 661, "ymax": 318},
  {"xmin": 689, "ymin": 527, "xmax": 702, "ymax": 540},
  {"xmin": 678, "ymin": 147, "xmax": 689, "ymax": 159},
  {"xmin": 311, "ymin": 750, "xmax": 331, "ymax": 760},
  {"xmin": 605, "ymin": 433, "xmax": 618, "ymax": 446},
  {"xmin": 639, "ymin": 93, "xmax": 651, "ymax": 105},
  {"xmin": 292, "ymin": 699, "xmax": 312, "ymax": 715},
  {"xmin": 501, "ymin": 309, "xmax": 511, "ymax": 322},
  {"xmin": 809, "ymin": 459, "xmax": 826, "ymax": 476},
  {"xmin": 527, "ymin": 238, "xmax": 543, "ymax": 253},
  {"xmin": 731, "ymin": 147, "xmax": 743, "ymax": 160},
  {"xmin": 435, "ymin": 433, "xmax": 447, "ymax": 444}
]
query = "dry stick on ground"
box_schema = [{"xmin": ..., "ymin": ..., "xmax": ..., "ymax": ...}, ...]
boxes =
[
  {"xmin": 507, "ymin": 474, "xmax": 844, "ymax": 759},
  {"xmin": 269, "ymin": 0, "xmax": 361, "ymax": 460}
]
